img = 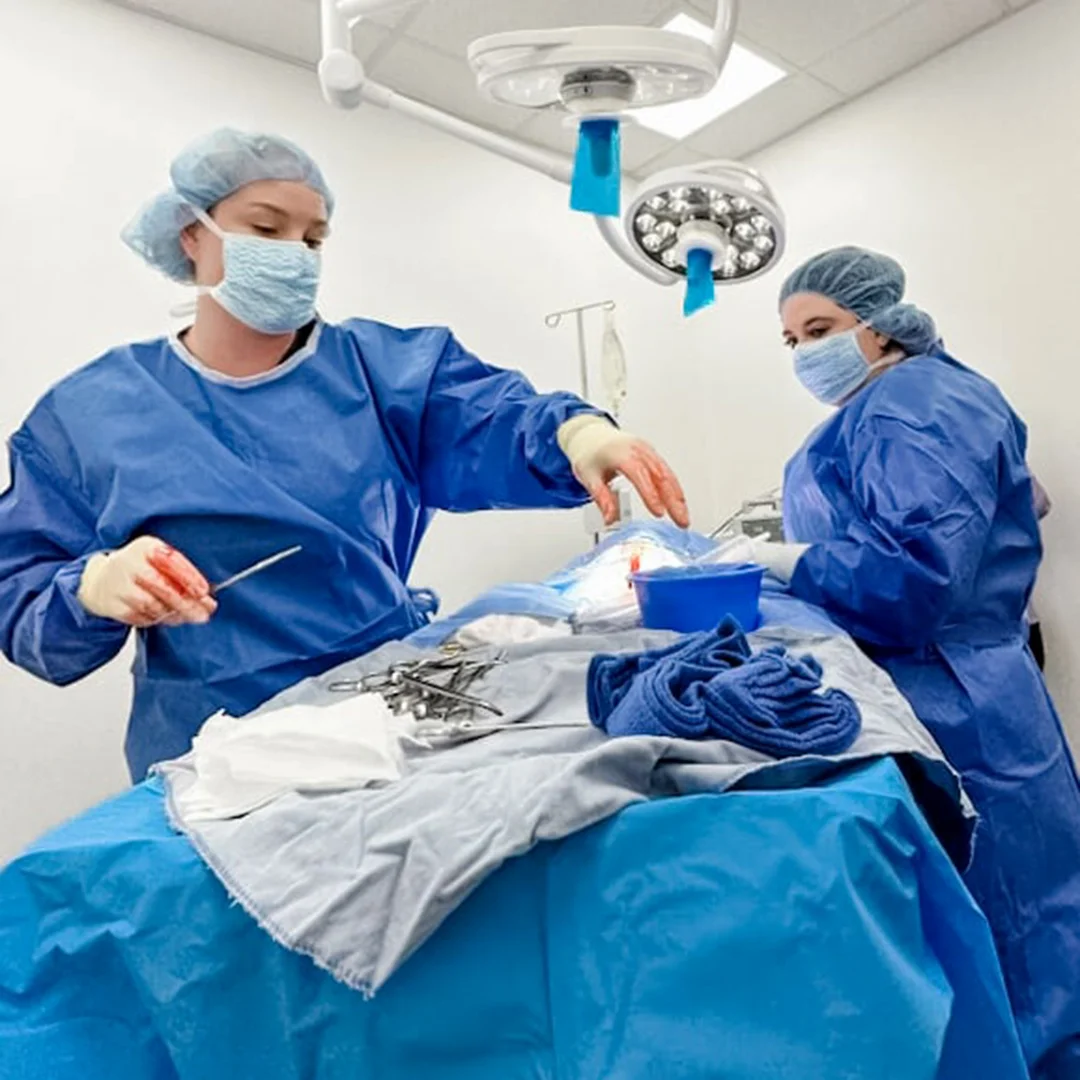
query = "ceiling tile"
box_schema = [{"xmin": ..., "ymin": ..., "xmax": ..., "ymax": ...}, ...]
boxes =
[
  {"xmin": 515, "ymin": 113, "xmax": 676, "ymax": 172},
  {"xmin": 809, "ymin": 0, "xmax": 1005, "ymax": 96},
  {"xmin": 110, "ymin": 0, "xmax": 389, "ymax": 66},
  {"xmin": 1004, "ymin": 0, "xmax": 1041, "ymax": 7},
  {"xmin": 638, "ymin": 144, "xmax": 715, "ymax": 172},
  {"xmin": 403, "ymin": 0, "xmax": 676, "ymax": 59},
  {"xmin": 115, "ymin": 0, "xmax": 318, "ymax": 63},
  {"xmin": 687, "ymin": 72, "xmax": 841, "ymax": 159},
  {"xmin": 359, "ymin": 0, "xmax": 426, "ymax": 31},
  {"xmin": 620, "ymin": 123, "xmax": 680, "ymax": 172},
  {"xmin": 512, "ymin": 113, "xmax": 578, "ymax": 156},
  {"xmin": 693, "ymin": 0, "xmax": 920, "ymax": 68},
  {"xmin": 350, "ymin": 20, "xmax": 395, "ymax": 65},
  {"xmin": 366, "ymin": 36, "xmax": 524, "ymax": 131}
]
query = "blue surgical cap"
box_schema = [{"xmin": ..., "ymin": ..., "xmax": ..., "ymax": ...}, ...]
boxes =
[
  {"xmin": 122, "ymin": 128, "xmax": 335, "ymax": 284},
  {"xmin": 779, "ymin": 246, "xmax": 939, "ymax": 355}
]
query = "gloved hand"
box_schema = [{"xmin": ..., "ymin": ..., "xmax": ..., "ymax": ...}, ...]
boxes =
[
  {"xmin": 746, "ymin": 539, "xmax": 809, "ymax": 585},
  {"xmin": 557, "ymin": 416, "xmax": 690, "ymax": 528},
  {"xmin": 710, "ymin": 535, "xmax": 808, "ymax": 584},
  {"xmin": 710, "ymin": 534, "xmax": 758, "ymax": 565},
  {"xmin": 78, "ymin": 536, "xmax": 217, "ymax": 628}
]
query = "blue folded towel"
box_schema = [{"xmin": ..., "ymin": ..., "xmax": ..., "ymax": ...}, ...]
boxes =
[
  {"xmin": 588, "ymin": 619, "xmax": 861, "ymax": 759},
  {"xmin": 587, "ymin": 617, "xmax": 751, "ymax": 724}
]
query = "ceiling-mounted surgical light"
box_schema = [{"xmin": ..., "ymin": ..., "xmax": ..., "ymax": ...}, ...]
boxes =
[
  {"xmin": 466, "ymin": 15, "xmax": 737, "ymax": 218},
  {"xmin": 620, "ymin": 161, "xmax": 785, "ymax": 313},
  {"xmin": 315, "ymin": 0, "xmax": 787, "ymax": 315},
  {"xmin": 467, "ymin": 26, "xmax": 722, "ymax": 112}
]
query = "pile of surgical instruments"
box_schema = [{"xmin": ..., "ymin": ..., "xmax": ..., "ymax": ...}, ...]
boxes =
[{"xmin": 328, "ymin": 655, "xmax": 588, "ymax": 744}]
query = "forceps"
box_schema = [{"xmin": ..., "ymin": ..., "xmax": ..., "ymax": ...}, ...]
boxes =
[
  {"xmin": 328, "ymin": 656, "xmax": 506, "ymax": 719},
  {"xmin": 414, "ymin": 719, "xmax": 592, "ymax": 744}
]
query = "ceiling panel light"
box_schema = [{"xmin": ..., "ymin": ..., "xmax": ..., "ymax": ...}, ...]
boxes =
[{"xmin": 634, "ymin": 14, "xmax": 787, "ymax": 140}]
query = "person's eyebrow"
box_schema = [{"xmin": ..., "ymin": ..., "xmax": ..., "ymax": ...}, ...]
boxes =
[{"xmin": 246, "ymin": 201, "xmax": 289, "ymax": 218}]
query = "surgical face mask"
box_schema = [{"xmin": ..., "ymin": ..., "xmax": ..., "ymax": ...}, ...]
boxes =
[
  {"xmin": 191, "ymin": 207, "xmax": 320, "ymax": 334},
  {"xmin": 792, "ymin": 325, "xmax": 887, "ymax": 406}
]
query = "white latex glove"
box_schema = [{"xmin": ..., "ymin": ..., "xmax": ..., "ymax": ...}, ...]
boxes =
[
  {"xmin": 708, "ymin": 535, "xmax": 808, "ymax": 583},
  {"xmin": 557, "ymin": 415, "xmax": 690, "ymax": 528},
  {"xmin": 78, "ymin": 536, "xmax": 217, "ymax": 628},
  {"xmin": 747, "ymin": 539, "xmax": 809, "ymax": 585},
  {"xmin": 709, "ymin": 534, "xmax": 758, "ymax": 565}
]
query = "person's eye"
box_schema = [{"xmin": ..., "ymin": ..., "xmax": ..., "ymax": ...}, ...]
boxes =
[
  {"xmin": 305, "ymin": 237, "xmax": 324, "ymax": 251},
  {"xmin": 808, "ymin": 326, "xmax": 828, "ymax": 339},
  {"xmin": 252, "ymin": 224, "xmax": 277, "ymax": 237}
]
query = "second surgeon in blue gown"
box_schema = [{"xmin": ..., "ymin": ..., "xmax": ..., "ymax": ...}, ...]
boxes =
[
  {"xmin": 746, "ymin": 246, "xmax": 1080, "ymax": 1080},
  {"xmin": 0, "ymin": 129, "xmax": 688, "ymax": 781}
]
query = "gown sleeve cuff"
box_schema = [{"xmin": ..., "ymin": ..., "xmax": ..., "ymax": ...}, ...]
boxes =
[{"xmin": 55, "ymin": 554, "xmax": 132, "ymax": 638}]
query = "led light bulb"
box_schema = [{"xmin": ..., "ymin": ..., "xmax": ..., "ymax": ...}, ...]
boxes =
[{"xmin": 739, "ymin": 249, "xmax": 762, "ymax": 271}]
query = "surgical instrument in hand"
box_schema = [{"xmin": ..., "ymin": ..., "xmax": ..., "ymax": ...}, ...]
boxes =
[{"xmin": 213, "ymin": 545, "xmax": 303, "ymax": 594}]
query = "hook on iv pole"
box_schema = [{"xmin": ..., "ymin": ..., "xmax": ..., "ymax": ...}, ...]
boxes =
[
  {"xmin": 543, "ymin": 300, "xmax": 616, "ymax": 330},
  {"xmin": 544, "ymin": 301, "xmax": 616, "ymax": 403}
]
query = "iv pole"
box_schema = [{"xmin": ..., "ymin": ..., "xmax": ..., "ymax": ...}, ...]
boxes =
[{"xmin": 544, "ymin": 300, "xmax": 616, "ymax": 404}]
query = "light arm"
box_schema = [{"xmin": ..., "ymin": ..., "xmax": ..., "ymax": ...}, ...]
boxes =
[{"xmin": 318, "ymin": 0, "xmax": 740, "ymax": 287}]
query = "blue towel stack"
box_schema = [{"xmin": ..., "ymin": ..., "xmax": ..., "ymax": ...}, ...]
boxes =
[{"xmin": 588, "ymin": 618, "xmax": 861, "ymax": 759}]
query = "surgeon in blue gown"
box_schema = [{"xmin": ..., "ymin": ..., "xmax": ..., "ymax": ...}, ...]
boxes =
[
  {"xmin": 0, "ymin": 128, "xmax": 688, "ymax": 782},
  {"xmin": 745, "ymin": 246, "xmax": 1080, "ymax": 1079}
]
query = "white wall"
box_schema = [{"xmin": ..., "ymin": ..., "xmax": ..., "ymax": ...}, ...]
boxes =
[{"xmin": 1, "ymin": 0, "xmax": 1076, "ymax": 859}]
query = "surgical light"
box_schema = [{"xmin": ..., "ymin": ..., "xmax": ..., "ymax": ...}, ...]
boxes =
[
  {"xmin": 623, "ymin": 161, "xmax": 786, "ymax": 302},
  {"xmin": 315, "ymin": 0, "xmax": 787, "ymax": 316},
  {"xmin": 468, "ymin": 29, "xmax": 718, "ymax": 112},
  {"xmin": 322, "ymin": 0, "xmax": 736, "ymax": 217},
  {"xmin": 467, "ymin": 19, "xmax": 734, "ymax": 218}
]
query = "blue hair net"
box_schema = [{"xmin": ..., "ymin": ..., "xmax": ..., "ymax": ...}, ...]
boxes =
[
  {"xmin": 779, "ymin": 246, "xmax": 939, "ymax": 355},
  {"xmin": 122, "ymin": 128, "xmax": 335, "ymax": 283}
]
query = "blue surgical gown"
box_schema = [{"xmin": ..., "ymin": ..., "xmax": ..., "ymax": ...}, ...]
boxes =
[
  {"xmin": 0, "ymin": 319, "xmax": 593, "ymax": 780},
  {"xmin": 783, "ymin": 351, "xmax": 1080, "ymax": 1079}
]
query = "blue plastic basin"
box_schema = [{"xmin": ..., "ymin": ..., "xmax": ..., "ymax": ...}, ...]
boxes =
[{"xmin": 631, "ymin": 563, "xmax": 765, "ymax": 634}]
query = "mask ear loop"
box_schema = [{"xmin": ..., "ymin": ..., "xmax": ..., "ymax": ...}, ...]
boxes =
[
  {"xmin": 169, "ymin": 299, "xmax": 197, "ymax": 319},
  {"xmin": 860, "ymin": 320, "xmax": 906, "ymax": 376},
  {"xmin": 169, "ymin": 206, "xmax": 226, "ymax": 319},
  {"xmin": 829, "ymin": 321, "xmax": 903, "ymax": 405},
  {"xmin": 189, "ymin": 205, "xmax": 226, "ymax": 239}
]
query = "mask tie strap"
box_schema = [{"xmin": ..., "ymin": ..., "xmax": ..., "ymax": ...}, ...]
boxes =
[{"xmin": 189, "ymin": 204, "xmax": 227, "ymax": 240}]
